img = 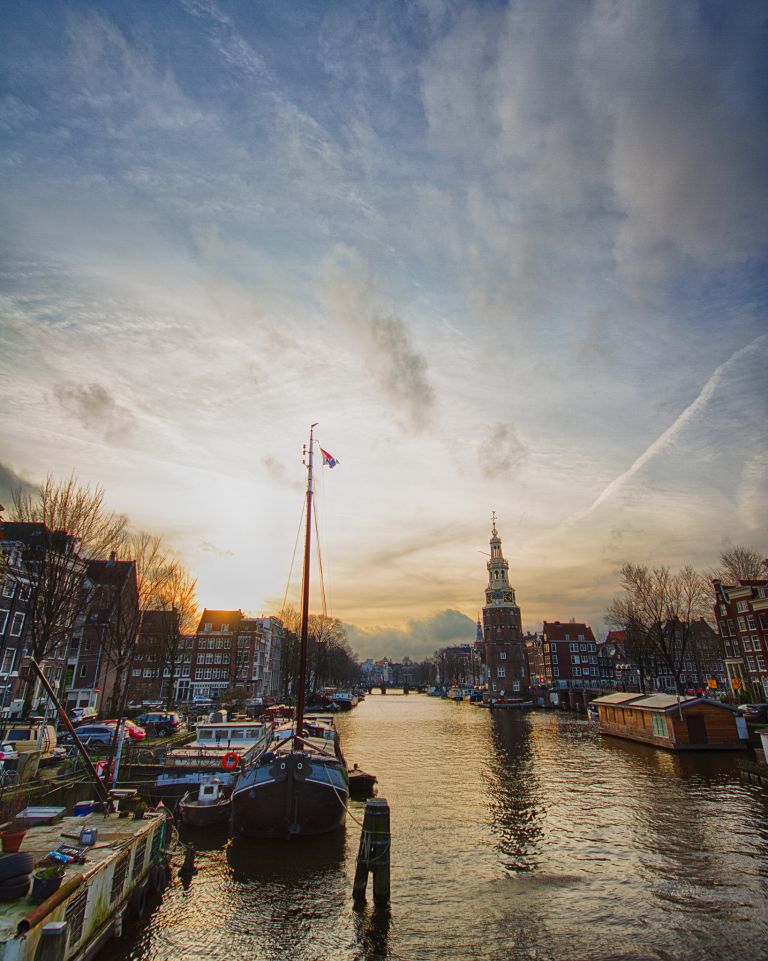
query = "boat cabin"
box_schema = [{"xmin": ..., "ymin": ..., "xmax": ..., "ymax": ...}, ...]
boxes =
[
  {"xmin": 164, "ymin": 721, "xmax": 268, "ymax": 769},
  {"xmin": 592, "ymin": 693, "xmax": 746, "ymax": 750}
]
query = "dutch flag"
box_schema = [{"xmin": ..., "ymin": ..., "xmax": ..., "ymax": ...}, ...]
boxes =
[{"xmin": 320, "ymin": 447, "xmax": 339, "ymax": 468}]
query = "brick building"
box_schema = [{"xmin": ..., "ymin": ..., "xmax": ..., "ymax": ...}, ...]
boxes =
[
  {"xmin": 479, "ymin": 518, "xmax": 529, "ymax": 696},
  {"xmin": 713, "ymin": 577, "xmax": 768, "ymax": 700},
  {"xmin": 532, "ymin": 622, "xmax": 614, "ymax": 691}
]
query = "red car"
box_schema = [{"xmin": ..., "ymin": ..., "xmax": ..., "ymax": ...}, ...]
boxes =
[{"xmin": 102, "ymin": 720, "xmax": 147, "ymax": 740}]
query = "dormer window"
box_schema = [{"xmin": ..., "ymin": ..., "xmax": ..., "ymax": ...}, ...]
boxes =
[{"xmin": 203, "ymin": 623, "xmax": 212, "ymax": 633}]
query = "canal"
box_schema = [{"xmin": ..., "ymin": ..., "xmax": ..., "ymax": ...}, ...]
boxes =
[{"xmin": 107, "ymin": 693, "xmax": 768, "ymax": 961}]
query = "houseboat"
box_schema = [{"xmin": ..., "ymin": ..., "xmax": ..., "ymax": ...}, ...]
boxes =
[
  {"xmin": 154, "ymin": 720, "xmax": 269, "ymax": 805},
  {"xmin": 592, "ymin": 692, "xmax": 747, "ymax": 750},
  {"xmin": 0, "ymin": 807, "xmax": 171, "ymax": 961}
]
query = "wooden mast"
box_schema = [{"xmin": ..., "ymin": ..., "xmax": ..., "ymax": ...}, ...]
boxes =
[{"xmin": 295, "ymin": 422, "xmax": 317, "ymax": 743}]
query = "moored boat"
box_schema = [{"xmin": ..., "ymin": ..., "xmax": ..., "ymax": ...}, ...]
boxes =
[
  {"xmin": 231, "ymin": 424, "xmax": 349, "ymax": 839},
  {"xmin": 178, "ymin": 778, "xmax": 232, "ymax": 828},
  {"xmin": 331, "ymin": 691, "xmax": 358, "ymax": 711}
]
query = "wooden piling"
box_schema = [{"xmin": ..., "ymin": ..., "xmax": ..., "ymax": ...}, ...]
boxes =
[
  {"xmin": 353, "ymin": 798, "xmax": 390, "ymax": 905},
  {"xmin": 35, "ymin": 922, "xmax": 68, "ymax": 961}
]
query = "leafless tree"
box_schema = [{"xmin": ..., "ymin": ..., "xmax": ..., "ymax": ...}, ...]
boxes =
[
  {"xmin": 12, "ymin": 474, "xmax": 126, "ymax": 557},
  {"xmin": 607, "ymin": 563, "xmax": 710, "ymax": 693},
  {"xmin": 149, "ymin": 562, "xmax": 197, "ymax": 710},
  {"xmin": 710, "ymin": 546, "xmax": 767, "ymax": 584},
  {"xmin": 8, "ymin": 476, "xmax": 126, "ymax": 714}
]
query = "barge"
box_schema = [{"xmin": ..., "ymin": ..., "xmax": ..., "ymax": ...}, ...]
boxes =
[
  {"xmin": 0, "ymin": 807, "xmax": 172, "ymax": 961},
  {"xmin": 592, "ymin": 692, "xmax": 748, "ymax": 750}
]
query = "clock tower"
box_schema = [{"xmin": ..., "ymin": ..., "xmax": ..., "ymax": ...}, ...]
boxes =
[{"xmin": 481, "ymin": 514, "xmax": 529, "ymax": 695}]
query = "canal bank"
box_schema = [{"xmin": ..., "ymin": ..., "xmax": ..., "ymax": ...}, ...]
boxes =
[{"xmin": 105, "ymin": 693, "xmax": 768, "ymax": 961}]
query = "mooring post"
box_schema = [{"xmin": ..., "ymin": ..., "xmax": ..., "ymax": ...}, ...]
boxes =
[
  {"xmin": 353, "ymin": 798, "xmax": 391, "ymax": 906},
  {"xmin": 35, "ymin": 922, "xmax": 68, "ymax": 961}
]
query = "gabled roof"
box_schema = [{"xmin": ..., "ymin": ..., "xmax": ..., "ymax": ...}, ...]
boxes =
[{"xmin": 543, "ymin": 621, "xmax": 596, "ymax": 642}]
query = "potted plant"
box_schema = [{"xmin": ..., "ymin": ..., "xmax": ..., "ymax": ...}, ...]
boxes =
[
  {"xmin": 133, "ymin": 802, "xmax": 147, "ymax": 820},
  {"xmin": 1, "ymin": 819, "xmax": 29, "ymax": 853},
  {"xmin": 31, "ymin": 865, "xmax": 65, "ymax": 902}
]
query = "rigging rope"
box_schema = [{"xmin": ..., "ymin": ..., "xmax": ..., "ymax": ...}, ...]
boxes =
[
  {"xmin": 313, "ymin": 497, "xmax": 328, "ymax": 619},
  {"xmin": 280, "ymin": 497, "xmax": 306, "ymax": 618}
]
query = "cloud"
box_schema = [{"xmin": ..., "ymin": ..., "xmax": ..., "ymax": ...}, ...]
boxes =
[
  {"xmin": 200, "ymin": 540, "xmax": 234, "ymax": 557},
  {"xmin": 548, "ymin": 334, "xmax": 768, "ymax": 536},
  {"xmin": 0, "ymin": 462, "xmax": 38, "ymax": 511},
  {"xmin": 54, "ymin": 382, "xmax": 137, "ymax": 444},
  {"xmin": 321, "ymin": 247, "xmax": 435, "ymax": 431},
  {"xmin": 345, "ymin": 608, "xmax": 476, "ymax": 660},
  {"xmin": 478, "ymin": 424, "xmax": 528, "ymax": 479}
]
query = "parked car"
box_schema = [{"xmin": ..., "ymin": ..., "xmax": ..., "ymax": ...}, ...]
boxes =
[
  {"xmin": 102, "ymin": 720, "xmax": 147, "ymax": 740},
  {"xmin": 135, "ymin": 712, "xmax": 183, "ymax": 736},
  {"xmin": 737, "ymin": 703, "xmax": 768, "ymax": 722}
]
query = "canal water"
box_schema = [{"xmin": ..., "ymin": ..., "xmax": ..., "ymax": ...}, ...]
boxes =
[{"xmin": 107, "ymin": 693, "xmax": 768, "ymax": 961}]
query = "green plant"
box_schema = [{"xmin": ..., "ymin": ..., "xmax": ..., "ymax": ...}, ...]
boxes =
[{"xmin": 34, "ymin": 865, "xmax": 64, "ymax": 879}]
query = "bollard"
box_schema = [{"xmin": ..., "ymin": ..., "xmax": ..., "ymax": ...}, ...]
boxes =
[
  {"xmin": 353, "ymin": 798, "xmax": 390, "ymax": 906},
  {"xmin": 35, "ymin": 922, "xmax": 68, "ymax": 961}
]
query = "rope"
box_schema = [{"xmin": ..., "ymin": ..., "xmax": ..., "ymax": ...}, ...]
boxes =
[
  {"xmin": 313, "ymin": 498, "xmax": 328, "ymax": 619},
  {"xmin": 280, "ymin": 497, "xmax": 306, "ymax": 616}
]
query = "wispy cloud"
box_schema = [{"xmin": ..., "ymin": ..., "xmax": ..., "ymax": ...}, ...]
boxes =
[
  {"xmin": 53, "ymin": 383, "xmax": 137, "ymax": 445},
  {"xmin": 550, "ymin": 334, "xmax": 768, "ymax": 536}
]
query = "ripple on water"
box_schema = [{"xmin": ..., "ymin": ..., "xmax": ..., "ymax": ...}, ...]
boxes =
[{"xmin": 108, "ymin": 695, "xmax": 768, "ymax": 961}]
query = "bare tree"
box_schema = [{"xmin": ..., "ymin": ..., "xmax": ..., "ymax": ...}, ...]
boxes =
[
  {"xmin": 150, "ymin": 563, "xmax": 197, "ymax": 709},
  {"xmin": 607, "ymin": 563, "xmax": 710, "ymax": 694},
  {"xmin": 12, "ymin": 474, "xmax": 126, "ymax": 557},
  {"xmin": 7, "ymin": 476, "xmax": 126, "ymax": 714},
  {"xmin": 711, "ymin": 546, "xmax": 767, "ymax": 584}
]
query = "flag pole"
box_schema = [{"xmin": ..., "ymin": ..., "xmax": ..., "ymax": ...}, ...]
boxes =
[{"xmin": 295, "ymin": 422, "xmax": 317, "ymax": 744}]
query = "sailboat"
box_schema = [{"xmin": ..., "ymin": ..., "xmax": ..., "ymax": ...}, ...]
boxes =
[{"xmin": 232, "ymin": 424, "xmax": 349, "ymax": 838}]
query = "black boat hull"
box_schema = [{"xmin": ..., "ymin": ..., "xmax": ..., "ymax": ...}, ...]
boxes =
[
  {"xmin": 232, "ymin": 751, "xmax": 348, "ymax": 839},
  {"xmin": 178, "ymin": 791, "xmax": 232, "ymax": 828}
]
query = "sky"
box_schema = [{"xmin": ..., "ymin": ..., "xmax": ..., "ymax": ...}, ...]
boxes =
[{"xmin": 1, "ymin": 0, "xmax": 766, "ymax": 661}]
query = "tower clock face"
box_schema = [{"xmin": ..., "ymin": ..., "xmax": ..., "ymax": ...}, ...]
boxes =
[
  {"xmin": 492, "ymin": 591, "xmax": 502, "ymax": 600},
  {"xmin": 503, "ymin": 591, "xmax": 514, "ymax": 602}
]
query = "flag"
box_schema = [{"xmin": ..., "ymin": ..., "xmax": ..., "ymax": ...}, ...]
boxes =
[{"xmin": 320, "ymin": 447, "xmax": 339, "ymax": 468}]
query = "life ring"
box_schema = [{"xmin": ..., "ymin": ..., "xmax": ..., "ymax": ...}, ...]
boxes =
[{"xmin": 221, "ymin": 751, "xmax": 240, "ymax": 771}]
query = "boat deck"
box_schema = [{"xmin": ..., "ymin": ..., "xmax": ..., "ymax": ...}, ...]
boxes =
[{"xmin": 0, "ymin": 811, "xmax": 162, "ymax": 941}]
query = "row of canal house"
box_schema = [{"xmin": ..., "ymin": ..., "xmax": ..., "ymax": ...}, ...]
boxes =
[
  {"xmin": 0, "ymin": 520, "xmax": 287, "ymax": 715},
  {"xmin": 473, "ymin": 519, "xmax": 738, "ymax": 703}
]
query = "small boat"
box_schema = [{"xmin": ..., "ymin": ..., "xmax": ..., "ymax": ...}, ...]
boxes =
[
  {"xmin": 348, "ymin": 764, "xmax": 377, "ymax": 798},
  {"xmin": 488, "ymin": 698, "xmax": 534, "ymax": 709},
  {"xmin": 332, "ymin": 691, "xmax": 359, "ymax": 711},
  {"xmin": 178, "ymin": 778, "xmax": 232, "ymax": 828},
  {"xmin": 448, "ymin": 686, "xmax": 464, "ymax": 701}
]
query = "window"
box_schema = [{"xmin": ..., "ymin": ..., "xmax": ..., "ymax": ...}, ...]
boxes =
[
  {"xmin": 573, "ymin": 667, "xmax": 582, "ymax": 676},
  {"xmin": 553, "ymin": 667, "xmax": 560, "ymax": 677},
  {"xmin": 719, "ymin": 603, "xmax": 727, "ymax": 616},
  {"xmin": 10, "ymin": 613, "xmax": 24, "ymax": 636},
  {"xmin": 747, "ymin": 657, "xmax": 756, "ymax": 672},
  {"xmin": 582, "ymin": 668, "xmax": 590, "ymax": 676},
  {"xmin": 551, "ymin": 654, "xmax": 558, "ymax": 664},
  {"xmin": 569, "ymin": 643, "xmax": 578, "ymax": 652},
  {"xmin": 756, "ymin": 656, "xmax": 766, "ymax": 671},
  {"xmin": 132, "ymin": 669, "xmax": 141, "ymax": 677},
  {"xmin": 736, "ymin": 600, "xmax": 748, "ymax": 613},
  {"xmin": 578, "ymin": 634, "xmax": 585, "ymax": 642},
  {"xmin": 18, "ymin": 583, "xmax": 30, "ymax": 601},
  {"xmin": 728, "ymin": 619, "xmax": 736, "ymax": 635},
  {"xmin": 203, "ymin": 623, "xmax": 212, "ymax": 633},
  {"xmin": 1, "ymin": 650, "xmax": 15, "ymax": 674},
  {"xmin": 2, "ymin": 579, "xmax": 14, "ymax": 598},
  {"xmin": 759, "ymin": 613, "xmax": 768, "ymax": 631},
  {"xmin": 564, "ymin": 633, "xmax": 570, "ymax": 641},
  {"xmin": 743, "ymin": 638, "xmax": 752, "ymax": 653},
  {"xmin": 79, "ymin": 664, "xmax": 87, "ymax": 678},
  {"xmin": 589, "ymin": 643, "xmax": 596, "ymax": 652},
  {"xmin": 0, "ymin": 609, "xmax": 8, "ymax": 634},
  {"xmin": 651, "ymin": 714, "xmax": 668, "ymax": 737},
  {"xmin": 747, "ymin": 615, "xmax": 756, "ymax": 631},
  {"xmin": 571, "ymin": 655, "xmax": 580, "ymax": 665},
  {"xmin": 752, "ymin": 635, "xmax": 762, "ymax": 653},
  {"xmin": 144, "ymin": 668, "xmax": 152, "ymax": 677},
  {"xmin": 221, "ymin": 624, "xmax": 229, "ymax": 633},
  {"xmin": 499, "ymin": 651, "xmax": 507, "ymax": 660},
  {"xmin": 497, "ymin": 667, "xmax": 506, "ymax": 678}
]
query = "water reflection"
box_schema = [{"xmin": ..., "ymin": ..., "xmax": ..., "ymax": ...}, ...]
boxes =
[{"xmin": 108, "ymin": 696, "xmax": 768, "ymax": 961}]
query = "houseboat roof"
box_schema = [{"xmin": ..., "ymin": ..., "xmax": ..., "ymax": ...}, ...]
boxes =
[
  {"xmin": 596, "ymin": 693, "xmax": 739, "ymax": 713},
  {"xmin": 591, "ymin": 692, "xmax": 644, "ymax": 705}
]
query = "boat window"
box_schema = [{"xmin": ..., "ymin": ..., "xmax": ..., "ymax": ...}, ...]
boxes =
[
  {"xmin": 197, "ymin": 729, "xmax": 214, "ymax": 741},
  {"xmin": 229, "ymin": 729, "xmax": 245, "ymax": 739}
]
